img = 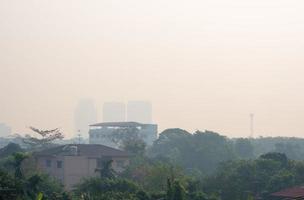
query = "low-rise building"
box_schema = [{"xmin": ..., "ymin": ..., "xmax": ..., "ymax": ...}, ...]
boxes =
[{"xmin": 34, "ymin": 144, "xmax": 130, "ymax": 190}]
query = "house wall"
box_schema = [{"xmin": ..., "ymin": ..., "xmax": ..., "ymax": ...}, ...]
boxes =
[
  {"xmin": 36, "ymin": 155, "xmax": 65, "ymax": 184},
  {"xmin": 36, "ymin": 155, "xmax": 129, "ymax": 190}
]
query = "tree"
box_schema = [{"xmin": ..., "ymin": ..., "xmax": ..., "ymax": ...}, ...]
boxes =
[
  {"xmin": 23, "ymin": 127, "xmax": 64, "ymax": 149},
  {"xmin": 0, "ymin": 170, "xmax": 20, "ymax": 199},
  {"xmin": 234, "ymin": 138, "xmax": 254, "ymax": 159},
  {"xmin": 95, "ymin": 159, "xmax": 116, "ymax": 179},
  {"xmin": 0, "ymin": 167, "xmax": 68, "ymax": 200},
  {"xmin": 123, "ymin": 139, "xmax": 147, "ymax": 156},
  {"xmin": 0, "ymin": 143, "xmax": 24, "ymax": 159},
  {"xmin": 12, "ymin": 152, "xmax": 29, "ymax": 179},
  {"xmin": 150, "ymin": 129, "xmax": 235, "ymax": 174},
  {"xmin": 172, "ymin": 180, "xmax": 186, "ymax": 200},
  {"xmin": 105, "ymin": 126, "xmax": 145, "ymax": 148},
  {"xmin": 260, "ymin": 152, "xmax": 288, "ymax": 168},
  {"xmin": 202, "ymin": 153, "xmax": 304, "ymax": 200},
  {"xmin": 166, "ymin": 178, "xmax": 173, "ymax": 200}
]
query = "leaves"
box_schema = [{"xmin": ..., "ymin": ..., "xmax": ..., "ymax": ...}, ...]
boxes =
[
  {"xmin": 35, "ymin": 192, "xmax": 43, "ymax": 200},
  {"xmin": 95, "ymin": 159, "xmax": 117, "ymax": 179},
  {"xmin": 23, "ymin": 127, "xmax": 64, "ymax": 149}
]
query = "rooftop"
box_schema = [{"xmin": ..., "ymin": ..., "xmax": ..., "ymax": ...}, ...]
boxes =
[
  {"xmin": 271, "ymin": 186, "xmax": 304, "ymax": 198},
  {"xmin": 90, "ymin": 121, "xmax": 156, "ymax": 127},
  {"xmin": 34, "ymin": 144, "xmax": 130, "ymax": 158}
]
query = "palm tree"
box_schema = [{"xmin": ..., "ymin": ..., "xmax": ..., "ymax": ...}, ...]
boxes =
[{"xmin": 12, "ymin": 152, "xmax": 28, "ymax": 179}]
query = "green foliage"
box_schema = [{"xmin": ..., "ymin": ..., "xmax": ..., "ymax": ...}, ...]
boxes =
[
  {"xmin": 13, "ymin": 152, "xmax": 29, "ymax": 179},
  {"xmin": 166, "ymin": 178, "xmax": 173, "ymax": 200},
  {"xmin": 36, "ymin": 192, "xmax": 43, "ymax": 200},
  {"xmin": 74, "ymin": 177, "xmax": 148, "ymax": 200},
  {"xmin": 171, "ymin": 180, "xmax": 186, "ymax": 200},
  {"xmin": 4, "ymin": 128, "xmax": 304, "ymax": 200},
  {"xmin": 260, "ymin": 152, "xmax": 288, "ymax": 167},
  {"xmin": 106, "ymin": 126, "xmax": 146, "ymax": 150},
  {"xmin": 95, "ymin": 159, "xmax": 117, "ymax": 179},
  {"xmin": 0, "ymin": 170, "xmax": 20, "ymax": 199},
  {"xmin": 150, "ymin": 129, "xmax": 235, "ymax": 174},
  {"xmin": 124, "ymin": 160, "xmax": 187, "ymax": 193},
  {"xmin": 203, "ymin": 152, "xmax": 304, "ymax": 200},
  {"xmin": 0, "ymin": 151, "xmax": 68, "ymax": 200},
  {"xmin": 0, "ymin": 143, "xmax": 24, "ymax": 159},
  {"xmin": 250, "ymin": 137, "xmax": 304, "ymax": 159},
  {"xmin": 234, "ymin": 138, "xmax": 254, "ymax": 159},
  {"xmin": 123, "ymin": 139, "xmax": 146, "ymax": 156},
  {"xmin": 23, "ymin": 127, "xmax": 64, "ymax": 150},
  {"xmin": 0, "ymin": 168, "xmax": 68, "ymax": 200}
]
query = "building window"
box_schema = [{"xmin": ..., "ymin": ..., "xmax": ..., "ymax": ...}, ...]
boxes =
[
  {"xmin": 46, "ymin": 160, "xmax": 51, "ymax": 167},
  {"xmin": 57, "ymin": 161, "xmax": 63, "ymax": 168}
]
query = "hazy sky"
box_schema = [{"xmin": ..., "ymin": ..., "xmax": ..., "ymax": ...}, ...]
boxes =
[{"xmin": 1, "ymin": 0, "xmax": 304, "ymax": 138}]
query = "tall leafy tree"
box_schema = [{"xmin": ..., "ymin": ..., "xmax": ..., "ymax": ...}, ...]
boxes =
[
  {"xmin": 23, "ymin": 127, "xmax": 64, "ymax": 149},
  {"xmin": 12, "ymin": 152, "xmax": 29, "ymax": 179}
]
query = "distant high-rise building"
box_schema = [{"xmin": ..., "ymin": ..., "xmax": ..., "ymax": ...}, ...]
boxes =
[
  {"xmin": 0, "ymin": 123, "xmax": 11, "ymax": 137},
  {"xmin": 74, "ymin": 99, "xmax": 97, "ymax": 138},
  {"xmin": 127, "ymin": 101, "xmax": 152, "ymax": 123},
  {"xmin": 103, "ymin": 102, "xmax": 126, "ymax": 122}
]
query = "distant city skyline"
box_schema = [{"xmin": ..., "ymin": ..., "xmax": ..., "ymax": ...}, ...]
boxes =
[
  {"xmin": 1, "ymin": 0, "xmax": 304, "ymax": 138},
  {"xmin": 103, "ymin": 102, "xmax": 126, "ymax": 122}
]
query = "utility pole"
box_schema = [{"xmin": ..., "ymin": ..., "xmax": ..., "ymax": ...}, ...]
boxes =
[{"xmin": 250, "ymin": 113, "xmax": 254, "ymax": 138}]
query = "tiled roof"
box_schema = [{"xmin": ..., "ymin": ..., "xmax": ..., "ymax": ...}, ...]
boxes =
[
  {"xmin": 34, "ymin": 144, "xmax": 129, "ymax": 158},
  {"xmin": 271, "ymin": 186, "xmax": 304, "ymax": 198}
]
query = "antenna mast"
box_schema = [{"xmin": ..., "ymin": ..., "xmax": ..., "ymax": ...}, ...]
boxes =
[{"xmin": 250, "ymin": 113, "xmax": 254, "ymax": 138}]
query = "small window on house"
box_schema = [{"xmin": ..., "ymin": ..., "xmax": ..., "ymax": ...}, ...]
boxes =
[
  {"xmin": 57, "ymin": 161, "xmax": 63, "ymax": 168},
  {"xmin": 46, "ymin": 160, "xmax": 52, "ymax": 167}
]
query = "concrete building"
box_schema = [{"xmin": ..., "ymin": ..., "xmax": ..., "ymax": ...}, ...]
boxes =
[
  {"xmin": 127, "ymin": 101, "xmax": 152, "ymax": 123},
  {"xmin": 0, "ymin": 123, "xmax": 11, "ymax": 137},
  {"xmin": 89, "ymin": 122, "xmax": 158, "ymax": 147},
  {"xmin": 74, "ymin": 99, "xmax": 97, "ymax": 138},
  {"xmin": 34, "ymin": 144, "xmax": 130, "ymax": 190},
  {"xmin": 103, "ymin": 102, "xmax": 126, "ymax": 122}
]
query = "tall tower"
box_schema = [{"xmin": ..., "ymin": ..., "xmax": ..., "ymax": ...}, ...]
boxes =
[
  {"xmin": 249, "ymin": 113, "xmax": 254, "ymax": 138},
  {"xmin": 103, "ymin": 102, "xmax": 126, "ymax": 122},
  {"xmin": 74, "ymin": 99, "xmax": 97, "ymax": 138}
]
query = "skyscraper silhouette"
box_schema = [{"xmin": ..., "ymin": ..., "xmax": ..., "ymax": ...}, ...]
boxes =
[
  {"xmin": 74, "ymin": 99, "xmax": 97, "ymax": 138},
  {"xmin": 102, "ymin": 102, "xmax": 126, "ymax": 122}
]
